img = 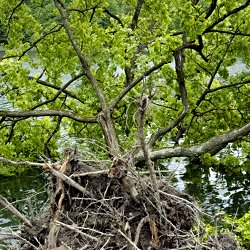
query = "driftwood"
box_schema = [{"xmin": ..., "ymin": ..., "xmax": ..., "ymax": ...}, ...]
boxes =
[{"xmin": 0, "ymin": 152, "xmax": 238, "ymax": 250}]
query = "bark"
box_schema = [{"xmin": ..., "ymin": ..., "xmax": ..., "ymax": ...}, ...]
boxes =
[
  {"xmin": 0, "ymin": 110, "xmax": 96, "ymax": 123},
  {"xmin": 136, "ymin": 123, "xmax": 250, "ymax": 161},
  {"xmin": 54, "ymin": 0, "xmax": 121, "ymax": 158}
]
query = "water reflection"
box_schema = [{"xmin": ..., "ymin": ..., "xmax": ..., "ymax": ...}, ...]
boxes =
[{"xmin": 166, "ymin": 161, "xmax": 250, "ymax": 217}]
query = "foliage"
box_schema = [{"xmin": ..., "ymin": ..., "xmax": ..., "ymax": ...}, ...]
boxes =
[
  {"xmin": 235, "ymin": 210, "xmax": 250, "ymax": 248},
  {"xmin": 223, "ymin": 210, "xmax": 250, "ymax": 249},
  {"xmin": 0, "ymin": 0, "xmax": 249, "ymax": 174}
]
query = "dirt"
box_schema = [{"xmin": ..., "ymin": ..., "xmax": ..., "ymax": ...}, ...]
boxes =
[{"xmin": 5, "ymin": 154, "xmax": 238, "ymax": 250}]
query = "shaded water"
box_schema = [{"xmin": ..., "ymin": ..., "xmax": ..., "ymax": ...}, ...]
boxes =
[
  {"xmin": 0, "ymin": 169, "xmax": 47, "ymax": 228},
  {"xmin": 166, "ymin": 161, "xmax": 250, "ymax": 217}
]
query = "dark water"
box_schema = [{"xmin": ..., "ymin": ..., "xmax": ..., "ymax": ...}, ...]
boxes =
[
  {"xmin": 0, "ymin": 169, "xmax": 47, "ymax": 228},
  {"xmin": 166, "ymin": 160, "xmax": 250, "ymax": 218}
]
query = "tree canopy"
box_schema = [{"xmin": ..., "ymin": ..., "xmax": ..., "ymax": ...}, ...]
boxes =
[{"xmin": 0, "ymin": 0, "xmax": 250, "ymax": 170}]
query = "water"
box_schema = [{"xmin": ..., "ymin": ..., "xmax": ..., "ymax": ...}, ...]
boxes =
[
  {"xmin": 165, "ymin": 160, "xmax": 250, "ymax": 217},
  {"xmin": 0, "ymin": 169, "xmax": 47, "ymax": 228}
]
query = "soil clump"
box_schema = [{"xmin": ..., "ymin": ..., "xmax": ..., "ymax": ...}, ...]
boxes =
[{"xmin": 2, "ymin": 152, "xmax": 238, "ymax": 249}]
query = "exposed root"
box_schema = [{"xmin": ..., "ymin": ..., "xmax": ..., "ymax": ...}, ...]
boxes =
[{"xmin": 0, "ymin": 154, "xmax": 238, "ymax": 250}]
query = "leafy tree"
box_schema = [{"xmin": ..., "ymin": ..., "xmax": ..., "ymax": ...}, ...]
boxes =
[{"xmin": 0, "ymin": 0, "xmax": 250, "ymax": 171}]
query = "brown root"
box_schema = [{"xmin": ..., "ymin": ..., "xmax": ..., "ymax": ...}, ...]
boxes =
[{"xmin": 2, "ymin": 153, "xmax": 238, "ymax": 250}]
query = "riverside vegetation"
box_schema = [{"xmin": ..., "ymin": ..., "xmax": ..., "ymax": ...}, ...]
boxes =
[{"xmin": 0, "ymin": 0, "xmax": 250, "ymax": 249}]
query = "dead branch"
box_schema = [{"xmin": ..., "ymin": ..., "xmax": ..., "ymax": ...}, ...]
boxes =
[
  {"xmin": 0, "ymin": 156, "xmax": 44, "ymax": 167},
  {"xmin": 0, "ymin": 195, "xmax": 32, "ymax": 227},
  {"xmin": 134, "ymin": 216, "xmax": 148, "ymax": 245},
  {"xmin": 117, "ymin": 229, "xmax": 140, "ymax": 250},
  {"xmin": 44, "ymin": 163, "xmax": 94, "ymax": 198},
  {"xmin": 138, "ymin": 96, "xmax": 159, "ymax": 195},
  {"xmin": 0, "ymin": 230, "xmax": 39, "ymax": 250},
  {"xmin": 54, "ymin": 220, "xmax": 99, "ymax": 242}
]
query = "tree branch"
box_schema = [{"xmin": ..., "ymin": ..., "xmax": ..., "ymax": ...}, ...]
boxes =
[
  {"xmin": 205, "ymin": 0, "xmax": 217, "ymax": 19},
  {"xmin": 111, "ymin": 61, "xmax": 167, "ymax": 110},
  {"xmin": 204, "ymin": 0, "xmax": 250, "ymax": 33},
  {"xmin": 130, "ymin": 0, "xmax": 144, "ymax": 30},
  {"xmin": 104, "ymin": 8, "xmax": 124, "ymax": 27},
  {"xmin": 3, "ymin": 25, "xmax": 62, "ymax": 60},
  {"xmin": 44, "ymin": 117, "xmax": 62, "ymax": 157},
  {"xmin": 205, "ymin": 29, "xmax": 250, "ymax": 36},
  {"xmin": 148, "ymin": 44, "xmax": 189, "ymax": 147},
  {"xmin": 54, "ymin": 0, "xmax": 108, "ymax": 110},
  {"xmin": 136, "ymin": 122, "xmax": 250, "ymax": 161},
  {"xmin": 209, "ymin": 79, "xmax": 250, "ymax": 93},
  {"xmin": 138, "ymin": 96, "xmax": 158, "ymax": 194},
  {"xmin": 195, "ymin": 35, "xmax": 235, "ymax": 108},
  {"xmin": 0, "ymin": 195, "xmax": 32, "ymax": 227},
  {"xmin": 30, "ymin": 76, "xmax": 85, "ymax": 104},
  {"xmin": 54, "ymin": 0, "xmax": 121, "ymax": 157},
  {"xmin": 0, "ymin": 110, "xmax": 97, "ymax": 123},
  {"xmin": 0, "ymin": 156, "xmax": 44, "ymax": 167},
  {"xmin": 6, "ymin": 0, "xmax": 25, "ymax": 38},
  {"xmin": 31, "ymin": 72, "xmax": 84, "ymax": 110}
]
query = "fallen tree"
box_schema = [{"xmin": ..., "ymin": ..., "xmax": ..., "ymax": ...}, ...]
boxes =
[
  {"xmin": 0, "ymin": 150, "xmax": 239, "ymax": 249},
  {"xmin": 0, "ymin": 0, "xmax": 250, "ymax": 249}
]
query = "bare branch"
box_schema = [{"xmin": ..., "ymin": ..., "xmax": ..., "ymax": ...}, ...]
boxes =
[
  {"xmin": 209, "ymin": 80, "xmax": 250, "ymax": 92},
  {"xmin": 0, "ymin": 156, "xmax": 44, "ymax": 167},
  {"xmin": 204, "ymin": 0, "xmax": 250, "ymax": 33},
  {"xmin": 68, "ymin": 5, "xmax": 99, "ymax": 15},
  {"xmin": 136, "ymin": 122, "xmax": 250, "ymax": 161},
  {"xmin": 117, "ymin": 229, "xmax": 140, "ymax": 250},
  {"xmin": 54, "ymin": 220, "xmax": 99, "ymax": 241},
  {"xmin": 0, "ymin": 110, "xmax": 97, "ymax": 123},
  {"xmin": 111, "ymin": 61, "xmax": 167, "ymax": 110},
  {"xmin": 44, "ymin": 163, "xmax": 94, "ymax": 198},
  {"xmin": 30, "ymin": 76, "xmax": 85, "ymax": 103},
  {"xmin": 0, "ymin": 195, "xmax": 32, "ymax": 227},
  {"xmin": 44, "ymin": 116, "xmax": 62, "ymax": 157}
]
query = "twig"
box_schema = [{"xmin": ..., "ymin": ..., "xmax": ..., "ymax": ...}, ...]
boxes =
[
  {"xmin": 117, "ymin": 229, "xmax": 140, "ymax": 250},
  {"xmin": 54, "ymin": 220, "xmax": 98, "ymax": 242},
  {"xmin": 158, "ymin": 190, "xmax": 203, "ymax": 215},
  {"xmin": 70, "ymin": 169, "xmax": 108, "ymax": 177},
  {"xmin": 134, "ymin": 216, "xmax": 148, "ymax": 245},
  {"xmin": 100, "ymin": 237, "xmax": 110, "ymax": 250},
  {"xmin": 0, "ymin": 231, "xmax": 39, "ymax": 250}
]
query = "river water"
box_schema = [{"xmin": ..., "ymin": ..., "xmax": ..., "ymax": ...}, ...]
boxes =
[{"xmin": 0, "ymin": 51, "xmax": 249, "ymax": 229}]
